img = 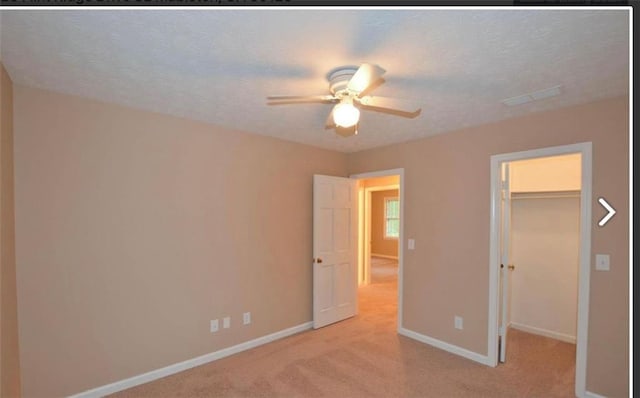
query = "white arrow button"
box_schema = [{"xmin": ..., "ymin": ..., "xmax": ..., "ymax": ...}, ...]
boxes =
[{"xmin": 598, "ymin": 197, "xmax": 616, "ymax": 227}]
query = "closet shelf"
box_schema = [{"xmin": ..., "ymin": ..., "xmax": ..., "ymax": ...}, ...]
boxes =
[{"xmin": 511, "ymin": 190, "xmax": 581, "ymax": 200}]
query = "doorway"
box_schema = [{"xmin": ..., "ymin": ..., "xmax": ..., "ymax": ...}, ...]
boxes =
[
  {"xmin": 488, "ymin": 143, "xmax": 592, "ymax": 397},
  {"xmin": 351, "ymin": 169, "xmax": 404, "ymax": 331},
  {"xmin": 509, "ymin": 154, "xmax": 582, "ymax": 346}
]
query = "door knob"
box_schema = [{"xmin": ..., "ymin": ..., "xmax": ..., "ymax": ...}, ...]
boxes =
[
  {"xmin": 508, "ymin": 264, "xmax": 515, "ymax": 270},
  {"xmin": 314, "ymin": 258, "xmax": 323, "ymax": 264}
]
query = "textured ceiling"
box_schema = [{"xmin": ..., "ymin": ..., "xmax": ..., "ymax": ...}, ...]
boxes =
[{"xmin": 0, "ymin": 8, "xmax": 630, "ymax": 153}]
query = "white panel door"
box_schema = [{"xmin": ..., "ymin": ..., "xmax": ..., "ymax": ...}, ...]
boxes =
[
  {"xmin": 313, "ymin": 175, "xmax": 358, "ymax": 329},
  {"xmin": 499, "ymin": 163, "xmax": 514, "ymax": 363}
]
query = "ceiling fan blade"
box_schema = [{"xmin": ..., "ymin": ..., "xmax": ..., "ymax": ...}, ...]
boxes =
[
  {"xmin": 347, "ymin": 63, "xmax": 386, "ymax": 94},
  {"xmin": 267, "ymin": 95, "xmax": 336, "ymax": 104},
  {"xmin": 325, "ymin": 105, "xmax": 336, "ymax": 129},
  {"xmin": 357, "ymin": 96, "xmax": 421, "ymax": 115}
]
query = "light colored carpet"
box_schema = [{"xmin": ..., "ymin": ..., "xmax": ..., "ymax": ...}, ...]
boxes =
[
  {"xmin": 109, "ymin": 259, "xmax": 575, "ymax": 397},
  {"xmin": 370, "ymin": 256, "xmax": 398, "ymax": 282}
]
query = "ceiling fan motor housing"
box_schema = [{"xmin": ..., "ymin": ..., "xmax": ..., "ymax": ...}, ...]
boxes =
[{"xmin": 327, "ymin": 66, "xmax": 359, "ymax": 96}]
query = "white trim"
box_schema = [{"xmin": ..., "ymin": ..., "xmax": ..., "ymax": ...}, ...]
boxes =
[
  {"xmin": 488, "ymin": 142, "xmax": 592, "ymax": 398},
  {"xmin": 357, "ymin": 183, "xmax": 365, "ymax": 285},
  {"xmin": 68, "ymin": 322, "xmax": 313, "ymax": 398},
  {"xmin": 584, "ymin": 392, "xmax": 607, "ymax": 398},
  {"xmin": 577, "ymin": 144, "xmax": 593, "ymax": 398},
  {"xmin": 362, "ymin": 188, "xmax": 374, "ymax": 284},
  {"xmin": 365, "ymin": 184, "xmax": 399, "ymax": 192},
  {"xmin": 628, "ymin": 9, "xmax": 634, "ymax": 398},
  {"xmin": 371, "ymin": 253, "xmax": 398, "ymax": 260},
  {"xmin": 350, "ymin": 168, "xmax": 404, "ymax": 330},
  {"xmin": 510, "ymin": 322, "xmax": 576, "ymax": 344},
  {"xmin": 398, "ymin": 327, "xmax": 491, "ymax": 366}
]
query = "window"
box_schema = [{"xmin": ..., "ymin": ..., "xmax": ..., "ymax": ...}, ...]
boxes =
[{"xmin": 384, "ymin": 197, "xmax": 400, "ymax": 239}]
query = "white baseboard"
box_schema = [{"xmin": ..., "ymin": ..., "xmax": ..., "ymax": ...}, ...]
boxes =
[
  {"xmin": 69, "ymin": 322, "xmax": 314, "ymax": 398},
  {"xmin": 398, "ymin": 327, "xmax": 491, "ymax": 366},
  {"xmin": 584, "ymin": 391, "xmax": 607, "ymax": 398},
  {"xmin": 371, "ymin": 253, "xmax": 398, "ymax": 260},
  {"xmin": 510, "ymin": 322, "xmax": 576, "ymax": 344}
]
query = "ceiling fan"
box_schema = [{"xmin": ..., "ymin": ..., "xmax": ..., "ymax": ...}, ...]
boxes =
[{"xmin": 267, "ymin": 63, "xmax": 421, "ymax": 136}]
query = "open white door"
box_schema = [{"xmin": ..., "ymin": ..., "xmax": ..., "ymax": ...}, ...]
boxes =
[
  {"xmin": 499, "ymin": 163, "xmax": 513, "ymax": 363},
  {"xmin": 313, "ymin": 175, "xmax": 358, "ymax": 329}
]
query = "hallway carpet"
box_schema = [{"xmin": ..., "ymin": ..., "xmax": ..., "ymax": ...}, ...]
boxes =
[{"xmin": 109, "ymin": 260, "xmax": 575, "ymax": 397}]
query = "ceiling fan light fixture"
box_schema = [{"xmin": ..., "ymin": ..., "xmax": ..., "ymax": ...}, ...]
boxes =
[
  {"xmin": 267, "ymin": 63, "xmax": 421, "ymax": 135},
  {"xmin": 333, "ymin": 102, "xmax": 360, "ymax": 128}
]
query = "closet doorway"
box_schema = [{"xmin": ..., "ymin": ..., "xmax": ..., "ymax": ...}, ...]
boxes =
[
  {"xmin": 488, "ymin": 142, "xmax": 592, "ymax": 397},
  {"xmin": 509, "ymin": 154, "xmax": 581, "ymax": 345},
  {"xmin": 351, "ymin": 169, "xmax": 403, "ymax": 330}
]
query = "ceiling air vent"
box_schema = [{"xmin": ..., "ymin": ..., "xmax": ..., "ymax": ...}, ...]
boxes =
[{"xmin": 501, "ymin": 85, "xmax": 562, "ymax": 106}]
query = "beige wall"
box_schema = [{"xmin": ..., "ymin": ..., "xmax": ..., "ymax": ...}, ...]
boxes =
[
  {"xmin": 348, "ymin": 96, "xmax": 629, "ymax": 397},
  {"xmin": 361, "ymin": 175, "xmax": 399, "ymax": 188},
  {"xmin": 371, "ymin": 190, "xmax": 399, "ymax": 257},
  {"xmin": 9, "ymin": 83, "xmax": 629, "ymax": 397},
  {"xmin": 510, "ymin": 153, "xmax": 581, "ymax": 192},
  {"xmin": 13, "ymin": 85, "xmax": 348, "ymax": 397},
  {"xmin": 1, "ymin": 63, "xmax": 22, "ymax": 398}
]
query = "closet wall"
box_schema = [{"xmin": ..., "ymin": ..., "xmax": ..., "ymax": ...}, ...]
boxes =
[{"xmin": 509, "ymin": 154, "xmax": 581, "ymax": 343}]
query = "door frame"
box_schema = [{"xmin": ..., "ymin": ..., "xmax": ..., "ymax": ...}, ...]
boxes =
[
  {"xmin": 498, "ymin": 163, "xmax": 512, "ymax": 363},
  {"xmin": 350, "ymin": 168, "xmax": 405, "ymax": 331},
  {"xmin": 488, "ymin": 143, "xmax": 592, "ymax": 397},
  {"xmin": 362, "ymin": 183, "xmax": 400, "ymax": 284}
]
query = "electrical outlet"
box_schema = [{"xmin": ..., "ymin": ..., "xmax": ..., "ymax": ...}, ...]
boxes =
[
  {"xmin": 454, "ymin": 316, "xmax": 463, "ymax": 330},
  {"xmin": 210, "ymin": 319, "xmax": 219, "ymax": 333},
  {"xmin": 223, "ymin": 316, "xmax": 230, "ymax": 329},
  {"xmin": 243, "ymin": 312, "xmax": 251, "ymax": 325}
]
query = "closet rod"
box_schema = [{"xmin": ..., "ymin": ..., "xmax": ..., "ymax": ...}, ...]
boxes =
[{"xmin": 511, "ymin": 190, "xmax": 581, "ymax": 200}]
